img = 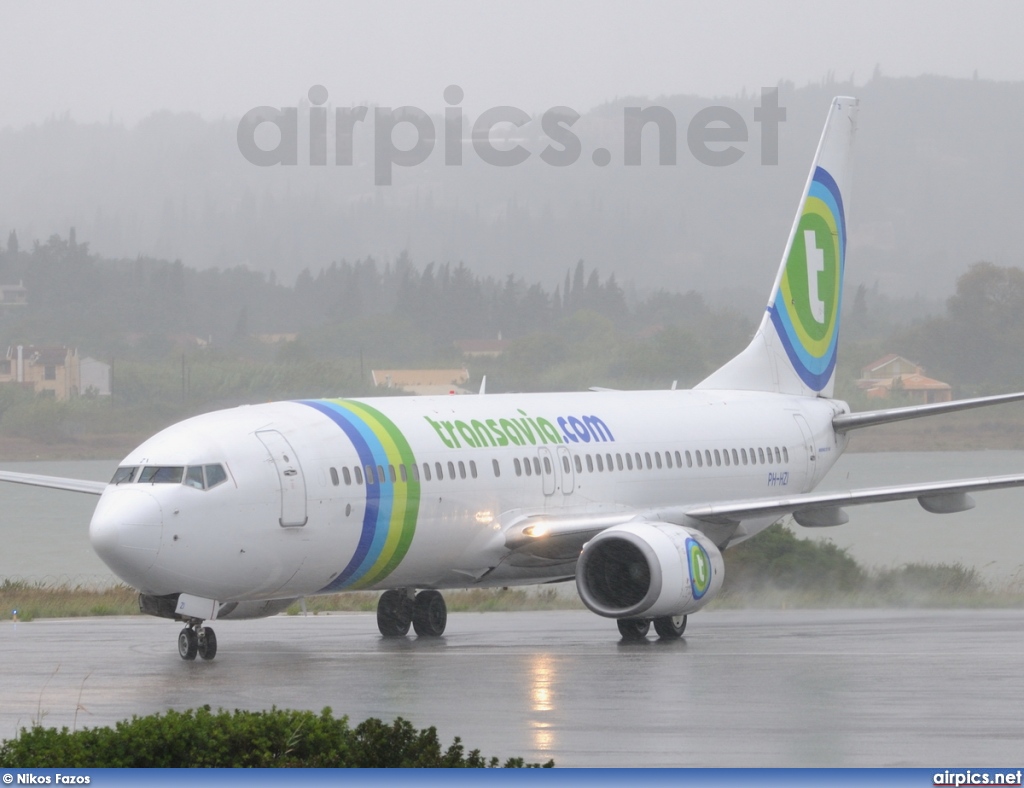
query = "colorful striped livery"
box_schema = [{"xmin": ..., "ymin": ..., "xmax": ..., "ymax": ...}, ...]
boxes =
[
  {"xmin": 301, "ymin": 399, "xmax": 421, "ymax": 590},
  {"xmin": 769, "ymin": 165, "xmax": 846, "ymax": 391}
]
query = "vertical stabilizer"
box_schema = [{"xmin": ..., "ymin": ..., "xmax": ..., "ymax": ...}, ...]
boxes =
[{"xmin": 696, "ymin": 96, "xmax": 858, "ymax": 398}]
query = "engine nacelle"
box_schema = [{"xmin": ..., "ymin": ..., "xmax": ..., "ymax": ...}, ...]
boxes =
[{"xmin": 575, "ymin": 522, "xmax": 724, "ymax": 619}]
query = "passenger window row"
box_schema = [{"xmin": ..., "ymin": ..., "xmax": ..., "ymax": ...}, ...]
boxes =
[
  {"xmin": 329, "ymin": 444, "xmax": 791, "ymax": 486},
  {"xmin": 330, "ymin": 460, "xmax": 480, "ymax": 487},
  {"xmin": 684, "ymin": 445, "xmax": 789, "ymax": 469}
]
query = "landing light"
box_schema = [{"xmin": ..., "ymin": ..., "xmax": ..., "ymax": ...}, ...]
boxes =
[
  {"xmin": 523, "ymin": 523, "xmax": 550, "ymax": 538},
  {"xmin": 474, "ymin": 510, "xmax": 494, "ymax": 524}
]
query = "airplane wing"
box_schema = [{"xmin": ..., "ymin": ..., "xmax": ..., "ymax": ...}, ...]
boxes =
[
  {"xmin": 503, "ymin": 473, "xmax": 1024, "ymax": 559},
  {"xmin": 683, "ymin": 473, "xmax": 1024, "ymax": 526},
  {"xmin": 0, "ymin": 470, "xmax": 107, "ymax": 495}
]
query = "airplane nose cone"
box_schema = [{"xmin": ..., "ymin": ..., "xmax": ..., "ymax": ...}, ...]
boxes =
[{"xmin": 90, "ymin": 489, "xmax": 164, "ymax": 586}]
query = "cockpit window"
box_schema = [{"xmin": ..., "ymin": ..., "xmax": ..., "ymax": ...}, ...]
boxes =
[
  {"xmin": 110, "ymin": 466, "xmax": 138, "ymax": 485},
  {"xmin": 139, "ymin": 466, "xmax": 184, "ymax": 484},
  {"xmin": 112, "ymin": 463, "xmax": 228, "ymax": 489},
  {"xmin": 204, "ymin": 464, "xmax": 228, "ymax": 489}
]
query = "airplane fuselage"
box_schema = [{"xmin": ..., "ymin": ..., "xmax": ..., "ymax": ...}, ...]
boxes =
[{"xmin": 89, "ymin": 389, "xmax": 850, "ymax": 604}]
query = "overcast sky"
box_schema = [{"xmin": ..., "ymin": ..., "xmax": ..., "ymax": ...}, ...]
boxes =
[{"xmin": 3, "ymin": 0, "xmax": 1024, "ymax": 127}]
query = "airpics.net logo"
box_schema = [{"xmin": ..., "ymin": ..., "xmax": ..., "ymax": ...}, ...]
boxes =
[{"xmin": 237, "ymin": 86, "xmax": 787, "ymax": 185}]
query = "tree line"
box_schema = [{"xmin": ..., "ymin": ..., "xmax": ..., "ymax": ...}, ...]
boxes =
[{"xmin": 1, "ymin": 229, "xmax": 1022, "ymax": 398}]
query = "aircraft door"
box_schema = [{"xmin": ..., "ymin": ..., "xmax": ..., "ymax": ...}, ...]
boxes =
[
  {"xmin": 256, "ymin": 430, "xmax": 308, "ymax": 527},
  {"xmin": 556, "ymin": 446, "xmax": 575, "ymax": 494},
  {"xmin": 538, "ymin": 447, "xmax": 557, "ymax": 496},
  {"xmin": 792, "ymin": 414, "xmax": 817, "ymax": 488}
]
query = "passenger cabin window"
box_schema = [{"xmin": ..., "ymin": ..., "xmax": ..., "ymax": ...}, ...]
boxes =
[
  {"xmin": 783, "ymin": 447, "xmax": 789, "ymax": 463},
  {"xmin": 574, "ymin": 455, "xmax": 583, "ymax": 473},
  {"xmin": 422, "ymin": 463, "xmax": 431, "ymax": 481},
  {"xmin": 492, "ymin": 459, "xmax": 501, "ymax": 477},
  {"xmin": 342, "ymin": 467, "xmax": 352, "ymax": 485},
  {"xmin": 514, "ymin": 458, "xmax": 522, "ymax": 476},
  {"xmin": 470, "ymin": 460, "xmax": 478, "ymax": 479},
  {"xmin": 354, "ymin": 466, "xmax": 364, "ymax": 485},
  {"xmin": 330, "ymin": 467, "xmax": 340, "ymax": 486}
]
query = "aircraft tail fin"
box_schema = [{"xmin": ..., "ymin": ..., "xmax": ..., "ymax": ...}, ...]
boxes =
[{"xmin": 696, "ymin": 96, "xmax": 859, "ymax": 398}]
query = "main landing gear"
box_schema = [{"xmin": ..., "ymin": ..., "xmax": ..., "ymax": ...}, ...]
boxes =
[
  {"xmin": 178, "ymin": 621, "xmax": 218, "ymax": 660},
  {"xmin": 376, "ymin": 589, "xmax": 447, "ymax": 638},
  {"xmin": 617, "ymin": 615, "xmax": 687, "ymax": 642}
]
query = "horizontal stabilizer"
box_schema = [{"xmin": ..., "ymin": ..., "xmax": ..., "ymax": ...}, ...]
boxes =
[{"xmin": 833, "ymin": 391, "xmax": 1024, "ymax": 432}]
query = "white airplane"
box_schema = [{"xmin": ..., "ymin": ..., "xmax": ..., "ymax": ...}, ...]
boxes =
[{"xmin": 4, "ymin": 96, "xmax": 1024, "ymax": 661}]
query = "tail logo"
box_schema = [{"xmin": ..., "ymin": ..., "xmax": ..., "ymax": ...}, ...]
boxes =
[{"xmin": 770, "ymin": 166, "xmax": 846, "ymax": 391}]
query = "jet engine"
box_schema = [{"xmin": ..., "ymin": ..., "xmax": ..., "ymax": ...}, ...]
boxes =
[{"xmin": 575, "ymin": 522, "xmax": 724, "ymax": 619}]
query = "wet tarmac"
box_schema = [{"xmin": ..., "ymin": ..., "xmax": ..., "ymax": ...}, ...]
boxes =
[{"xmin": 2, "ymin": 608, "xmax": 1022, "ymax": 767}]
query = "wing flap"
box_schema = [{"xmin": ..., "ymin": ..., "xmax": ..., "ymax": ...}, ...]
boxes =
[{"xmin": 0, "ymin": 470, "xmax": 107, "ymax": 495}]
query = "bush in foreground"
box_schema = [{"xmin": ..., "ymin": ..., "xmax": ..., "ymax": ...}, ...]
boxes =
[{"xmin": 0, "ymin": 706, "xmax": 553, "ymax": 768}]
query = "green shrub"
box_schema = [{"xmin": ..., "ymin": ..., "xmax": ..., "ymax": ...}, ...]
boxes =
[
  {"xmin": 874, "ymin": 562, "xmax": 987, "ymax": 604},
  {"xmin": 721, "ymin": 523, "xmax": 865, "ymax": 598},
  {"xmin": 0, "ymin": 706, "xmax": 554, "ymax": 768}
]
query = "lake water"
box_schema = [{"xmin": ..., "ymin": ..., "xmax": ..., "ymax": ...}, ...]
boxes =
[{"xmin": 2, "ymin": 452, "xmax": 1023, "ymax": 586}]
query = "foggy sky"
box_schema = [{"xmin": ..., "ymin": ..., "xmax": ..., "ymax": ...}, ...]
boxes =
[{"xmin": 3, "ymin": 0, "xmax": 1024, "ymax": 128}]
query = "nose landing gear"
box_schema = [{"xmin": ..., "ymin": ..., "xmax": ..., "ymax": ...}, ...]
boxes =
[
  {"xmin": 376, "ymin": 589, "xmax": 447, "ymax": 638},
  {"xmin": 178, "ymin": 622, "xmax": 218, "ymax": 660}
]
